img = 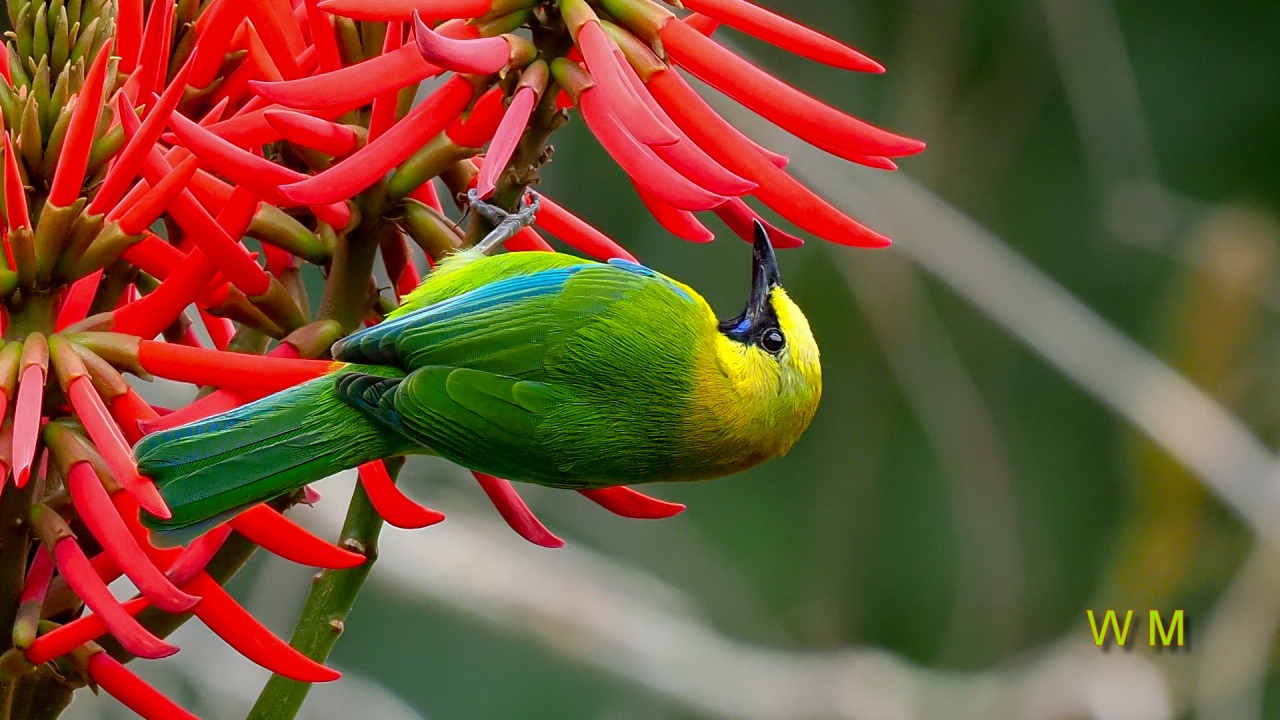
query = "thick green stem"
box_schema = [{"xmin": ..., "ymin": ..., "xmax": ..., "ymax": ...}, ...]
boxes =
[{"xmin": 245, "ymin": 479, "xmax": 387, "ymax": 720}]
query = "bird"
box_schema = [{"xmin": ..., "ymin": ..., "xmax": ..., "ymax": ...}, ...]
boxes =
[{"xmin": 135, "ymin": 207, "xmax": 821, "ymax": 542}]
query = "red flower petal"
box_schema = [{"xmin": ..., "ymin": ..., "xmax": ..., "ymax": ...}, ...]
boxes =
[
  {"xmin": 634, "ymin": 185, "xmax": 715, "ymax": 242},
  {"xmin": 229, "ymin": 504, "xmax": 366, "ymax": 569},
  {"xmin": 578, "ymin": 87, "xmax": 726, "ymax": 211},
  {"xmin": 88, "ymin": 652, "xmax": 199, "ymax": 720},
  {"xmin": 12, "ymin": 362, "xmax": 45, "ymax": 489},
  {"xmin": 412, "ymin": 11, "xmax": 511, "ymax": 74},
  {"xmin": 52, "ymin": 538, "xmax": 178, "ymax": 659},
  {"xmin": 185, "ymin": 572, "xmax": 341, "ymax": 682},
  {"xmin": 66, "ymin": 462, "xmax": 196, "ymax": 612},
  {"xmin": 188, "ymin": 0, "xmax": 247, "ymax": 88},
  {"xmin": 660, "ymin": 20, "xmax": 923, "ymax": 158},
  {"xmin": 280, "ymin": 75, "xmax": 476, "ymax": 205},
  {"xmin": 24, "ymin": 596, "xmax": 150, "ymax": 664},
  {"xmin": 359, "ymin": 461, "xmax": 445, "ymax": 529},
  {"xmin": 533, "ymin": 194, "xmax": 637, "ymax": 261},
  {"xmin": 648, "ymin": 69, "xmax": 889, "ymax": 246},
  {"xmin": 263, "ymin": 112, "xmax": 358, "ymax": 157},
  {"xmin": 55, "ymin": 271, "xmax": 103, "ymax": 332},
  {"xmin": 317, "ymin": 0, "xmax": 491, "ymax": 21},
  {"xmin": 472, "ymin": 472, "xmax": 564, "ymax": 548},
  {"xmin": 116, "ymin": 0, "xmax": 144, "ymax": 72},
  {"xmin": 131, "ymin": 0, "xmax": 175, "ymax": 101},
  {"xmin": 576, "ymin": 20, "xmax": 678, "ymax": 147},
  {"xmin": 304, "ymin": 0, "xmax": 343, "ymax": 73},
  {"xmin": 113, "ymin": 156, "xmax": 201, "ymax": 236},
  {"xmin": 505, "ymin": 227, "xmax": 556, "ymax": 252},
  {"xmin": 135, "ymin": 340, "xmax": 338, "ymax": 394},
  {"xmin": 165, "ymin": 524, "xmax": 234, "ymax": 586},
  {"xmin": 476, "ymin": 85, "xmax": 538, "ymax": 198},
  {"xmin": 250, "ymin": 41, "xmax": 445, "ymax": 111},
  {"xmin": 3, "ymin": 134, "xmax": 29, "ymax": 231},
  {"xmin": 445, "ymin": 85, "xmax": 506, "ymax": 150},
  {"xmin": 245, "ymin": 0, "xmax": 307, "ymax": 80},
  {"xmin": 578, "ymin": 486, "xmax": 686, "ymax": 519},
  {"xmin": 67, "ymin": 378, "xmax": 170, "ymax": 518},
  {"xmin": 47, "ymin": 43, "xmax": 113, "ymax": 207},
  {"xmin": 681, "ymin": 0, "xmax": 882, "ymax": 72},
  {"xmin": 713, "ymin": 198, "xmax": 805, "ymax": 249}
]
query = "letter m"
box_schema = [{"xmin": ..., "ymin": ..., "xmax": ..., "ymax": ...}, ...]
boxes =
[
  {"xmin": 1087, "ymin": 609, "xmax": 1133, "ymax": 647},
  {"xmin": 1150, "ymin": 610, "xmax": 1184, "ymax": 647}
]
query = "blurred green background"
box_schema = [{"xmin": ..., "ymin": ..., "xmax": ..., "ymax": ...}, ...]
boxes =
[{"xmin": 73, "ymin": 1, "xmax": 1280, "ymax": 718}]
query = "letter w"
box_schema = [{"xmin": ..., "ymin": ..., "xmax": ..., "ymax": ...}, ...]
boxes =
[{"xmin": 1087, "ymin": 609, "xmax": 1133, "ymax": 646}]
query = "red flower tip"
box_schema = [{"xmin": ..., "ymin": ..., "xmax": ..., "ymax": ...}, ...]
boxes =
[
  {"xmin": 660, "ymin": 21, "xmax": 922, "ymax": 158},
  {"xmin": 578, "ymin": 486, "xmax": 686, "ymax": 519},
  {"xmin": 66, "ymin": 463, "xmax": 197, "ymax": 612},
  {"xmin": 88, "ymin": 652, "xmax": 199, "ymax": 720},
  {"xmin": 679, "ymin": 0, "xmax": 885, "ymax": 72},
  {"xmin": 244, "ymin": 0, "xmax": 308, "ymax": 80},
  {"xmin": 47, "ymin": 42, "xmax": 114, "ymax": 208},
  {"xmin": 682, "ymin": 12, "xmax": 721, "ymax": 35},
  {"xmin": 472, "ymin": 472, "xmax": 564, "ymax": 548},
  {"xmin": 3, "ymin": 134, "xmax": 30, "ymax": 232},
  {"xmin": 50, "ymin": 536, "xmax": 178, "ymax": 659},
  {"xmin": 133, "ymin": 0, "xmax": 176, "ymax": 101},
  {"xmin": 55, "ymin": 272, "xmax": 104, "ymax": 332},
  {"xmin": 165, "ymin": 524, "xmax": 233, "ymax": 587},
  {"xmin": 264, "ymin": 110, "xmax": 359, "ymax": 157},
  {"xmin": 13, "ymin": 545, "xmax": 53, "ymax": 649},
  {"xmin": 188, "ymin": 0, "xmax": 247, "ymax": 88},
  {"xmin": 12, "ymin": 360, "xmax": 47, "ymax": 489},
  {"xmin": 304, "ymin": 0, "xmax": 344, "ymax": 73},
  {"xmin": 576, "ymin": 20, "xmax": 679, "ymax": 147},
  {"xmin": 186, "ymin": 572, "xmax": 341, "ymax": 682},
  {"xmin": 635, "ymin": 186, "xmax": 715, "ymax": 242},
  {"xmin": 532, "ymin": 193, "xmax": 638, "ymax": 262},
  {"xmin": 116, "ymin": 0, "xmax": 145, "ymax": 73},
  {"xmin": 279, "ymin": 75, "xmax": 476, "ymax": 206},
  {"xmin": 67, "ymin": 377, "xmax": 171, "ymax": 519},
  {"xmin": 317, "ymin": 0, "xmax": 491, "ymax": 21},
  {"xmin": 25, "ymin": 596, "xmax": 150, "ymax": 665},
  {"xmin": 412, "ymin": 10, "xmax": 513, "ymax": 75},
  {"xmin": 359, "ymin": 461, "xmax": 446, "ymax": 529},
  {"xmin": 229, "ymin": 504, "xmax": 366, "ymax": 568}
]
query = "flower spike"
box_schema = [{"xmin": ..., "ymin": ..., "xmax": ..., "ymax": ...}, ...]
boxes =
[{"xmin": 472, "ymin": 472, "xmax": 564, "ymax": 548}]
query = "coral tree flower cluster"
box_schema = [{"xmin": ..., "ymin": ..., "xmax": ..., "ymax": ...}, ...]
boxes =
[{"xmin": 0, "ymin": 0, "xmax": 919, "ymax": 717}]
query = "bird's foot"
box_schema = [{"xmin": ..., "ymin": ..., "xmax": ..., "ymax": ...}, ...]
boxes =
[{"xmin": 468, "ymin": 189, "xmax": 542, "ymax": 255}]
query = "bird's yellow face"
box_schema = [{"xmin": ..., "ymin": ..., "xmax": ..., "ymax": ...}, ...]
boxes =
[{"xmin": 688, "ymin": 222, "xmax": 822, "ymax": 472}]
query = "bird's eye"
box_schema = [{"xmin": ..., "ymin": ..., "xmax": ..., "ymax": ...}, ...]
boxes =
[{"xmin": 760, "ymin": 328, "xmax": 786, "ymax": 354}]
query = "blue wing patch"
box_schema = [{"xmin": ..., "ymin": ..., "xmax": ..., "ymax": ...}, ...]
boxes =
[{"xmin": 606, "ymin": 258, "xmax": 693, "ymax": 303}]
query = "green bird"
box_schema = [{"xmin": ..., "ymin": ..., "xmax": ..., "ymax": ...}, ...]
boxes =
[{"xmin": 135, "ymin": 218, "xmax": 822, "ymax": 542}]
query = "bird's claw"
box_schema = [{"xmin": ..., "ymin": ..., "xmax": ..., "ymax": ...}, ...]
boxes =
[{"xmin": 468, "ymin": 189, "xmax": 541, "ymax": 255}]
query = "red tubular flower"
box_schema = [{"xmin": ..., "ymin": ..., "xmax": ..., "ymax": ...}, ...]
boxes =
[
  {"xmin": 264, "ymin": 110, "xmax": 358, "ymax": 157},
  {"xmin": 573, "ymin": 19, "xmax": 678, "ymax": 147},
  {"xmin": 249, "ymin": 38, "xmax": 451, "ymax": 111},
  {"xmin": 445, "ymin": 86, "xmax": 507, "ymax": 150},
  {"xmin": 677, "ymin": 0, "xmax": 882, "ymax": 71},
  {"xmin": 44, "ymin": 527, "xmax": 178, "ymax": 659},
  {"xmin": 185, "ymin": 572, "xmax": 342, "ymax": 682},
  {"xmin": 187, "ymin": 0, "xmax": 247, "ymax": 88},
  {"xmin": 244, "ymin": 0, "xmax": 308, "ymax": 80},
  {"xmin": 3, "ymin": 134, "xmax": 30, "ymax": 231},
  {"xmin": 46, "ymin": 44, "xmax": 113, "ymax": 208},
  {"xmin": 359, "ymin": 461, "xmax": 446, "ymax": 529},
  {"xmin": 11, "ymin": 336, "xmax": 48, "ymax": 488},
  {"xmin": 317, "ymin": 0, "xmax": 492, "ymax": 21},
  {"xmin": 477, "ymin": 79, "xmax": 542, "ymax": 198},
  {"xmin": 87, "ymin": 651, "xmax": 200, "ymax": 720},
  {"xmin": 132, "ymin": 339, "xmax": 338, "ymax": 393},
  {"xmin": 713, "ymin": 198, "xmax": 805, "ymax": 249},
  {"xmin": 67, "ymin": 377, "xmax": 169, "ymax": 518},
  {"xmin": 116, "ymin": 0, "xmax": 144, "ymax": 72},
  {"xmin": 26, "ymin": 597, "xmax": 151, "ymax": 665},
  {"xmin": 472, "ymin": 472, "xmax": 564, "ymax": 548},
  {"xmin": 369, "ymin": 22, "xmax": 407, "ymax": 141},
  {"xmin": 533, "ymin": 194, "xmax": 637, "ymax": 262},
  {"xmin": 412, "ymin": 11, "xmax": 513, "ymax": 75},
  {"xmin": 13, "ymin": 545, "xmax": 53, "ymax": 649},
  {"xmin": 65, "ymin": 463, "xmax": 196, "ymax": 612},
  {"xmin": 112, "ymin": 157, "xmax": 201, "ymax": 236},
  {"xmin": 578, "ymin": 487, "xmax": 686, "ymax": 519},
  {"xmin": 304, "ymin": 0, "xmax": 343, "ymax": 73},
  {"xmin": 280, "ymin": 75, "xmax": 477, "ymax": 205},
  {"xmin": 129, "ymin": 0, "xmax": 174, "ymax": 102},
  {"xmin": 228, "ymin": 504, "xmax": 366, "ymax": 568}
]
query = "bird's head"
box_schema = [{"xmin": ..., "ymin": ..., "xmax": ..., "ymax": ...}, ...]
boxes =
[{"xmin": 710, "ymin": 221, "xmax": 822, "ymax": 459}]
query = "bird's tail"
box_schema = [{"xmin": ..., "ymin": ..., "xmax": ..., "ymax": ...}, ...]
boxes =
[{"xmin": 136, "ymin": 365, "xmax": 413, "ymax": 544}]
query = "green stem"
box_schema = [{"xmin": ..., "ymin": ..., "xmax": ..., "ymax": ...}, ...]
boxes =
[{"xmin": 245, "ymin": 477, "xmax": 388, "ymax": 720}]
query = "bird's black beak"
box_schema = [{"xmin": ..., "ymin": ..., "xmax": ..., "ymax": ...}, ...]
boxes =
[{"xmin": 719, "ymin": 221, "xmax": 780, "ymax": 340}]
